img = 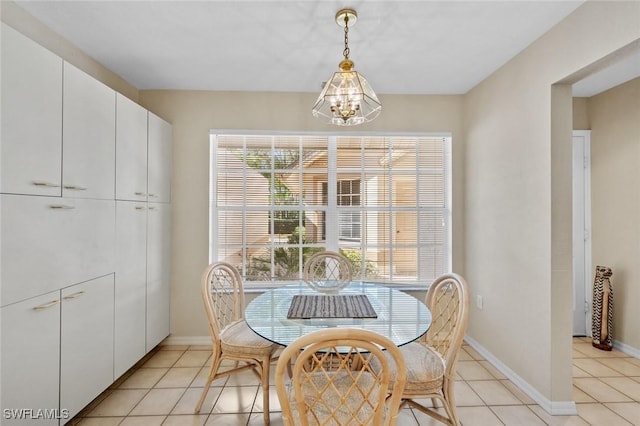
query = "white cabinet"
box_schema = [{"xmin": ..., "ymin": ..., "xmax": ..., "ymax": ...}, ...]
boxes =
[
  {"xmin": 146, "ymin": 114, "xmax": 172, "ymax": 352},
  {"xmin": 1, "ymin": 25, "xmax": 172, "ymax": 422},
  {"xmin": 63, "ymin": 62, "xmax": 116, "ymax": 200},
  {"xmin": 114, "ymin": 201, "xmax": 148, "ymax": 377},
  {"xmin": 1, "ymin": 195, "xmax": 115, "ymax": 307},
  {"xmin": 1, "ymin": 278, "xmax": 116, "ymax": 425},
  {"xmin": 146, "ymin": 202, "xmax": 172, "ymax": 351},
  {"xmin": 1, "ymin": 291, "xmax": 61, "ymax": 426},
  {"xmin": 60, "ymin": 275, "xmax": 115, "ymax": 420},
  {"xmin": 1, "ymin": 23, "xmax": 63, "ymax": 197},
  {"xmin": 148, "ymin": 113, "xmax": 172, "ymax": 203},
  {"xmin": 1, "ymin": 26, "xmax": 117, "ymax": 201},
  {"xmin": 116, "ymin": 94, "xmax": 148, "ymax": 201}
]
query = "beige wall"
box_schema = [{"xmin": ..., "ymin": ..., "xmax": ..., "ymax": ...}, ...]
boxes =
[
  {"xmin": 573, "ymin": 97, "xmax": 590, "ymax": 130},
  {"xmin": 589, "ymin": 77, "xmax": 640, "ymax": 351},
  {"xmin": 137, "ymin": 90, "xmax": 464, "ymax": 337},
  {"xmin": 463, "ymin": 0, "xmax": 639, "ymax": 409}
]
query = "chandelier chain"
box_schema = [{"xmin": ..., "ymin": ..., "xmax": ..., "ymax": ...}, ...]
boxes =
[{"xmin": 343, "ymin": 15, "xmax": 350, "ymax": 59}]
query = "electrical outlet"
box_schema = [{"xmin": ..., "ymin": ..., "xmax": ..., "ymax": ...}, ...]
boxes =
[{"xmin": 476, "ymin": 295, "xmax": 483, "ymax": 310}]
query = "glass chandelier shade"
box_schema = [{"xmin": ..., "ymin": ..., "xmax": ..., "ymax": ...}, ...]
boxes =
[{"xmin": 312, "ymin": 9, "xmax": 382, "ymax": 126}]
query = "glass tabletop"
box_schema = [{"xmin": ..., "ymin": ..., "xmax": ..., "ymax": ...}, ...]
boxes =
[{"xmin": 245, "ymin": 281, "xmax": 432, "ymax": 347}]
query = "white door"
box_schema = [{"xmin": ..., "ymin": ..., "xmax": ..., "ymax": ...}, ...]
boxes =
[
  {"xmin": 116, "ymin": 94, "xmax": 148, "ymax": 201},
  {"xmin": 63, "ymin": 62, "xmax": 116, "ymax": 200},
  {"xmin": 1, "ymin": 23, "xmax": 63, "ymax": 197},
  {"xmin": 146, "ymin": 202, "xmax": 171, "ymax": 351},
  {"xmin": 1, "ymin": 291, "xmax": 61, "ymax": 426},
  {"xmin": 1, "ymin": 195, "xmax": 115, "ymax": 306},
  {"xmin": 114, "ymin": 201, "xmax": 148, "ymax": 377},
  {"xmin": 60, "ymin": 275, "xmax": 115, "ymax": 420},
  {"xmin": 114, "ymin": 201, "xmax": 147, "ymax": 377},
  {"xmin": 147, "ymin": 113, "xmax": 172, "ymax": 203},
  {"xmin": 572, "ymin": 130, "xmax": 591, "ymax": 336}
]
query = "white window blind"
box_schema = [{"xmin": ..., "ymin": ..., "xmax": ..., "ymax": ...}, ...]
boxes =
[{"xmin": 210, "ymin": 132, "xmax": 451, "ymax": 287}]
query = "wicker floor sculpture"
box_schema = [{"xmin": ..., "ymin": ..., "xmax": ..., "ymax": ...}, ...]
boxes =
[{"xmin": 592, "ymin": 265, "xmax": 614, "ymax": 351}]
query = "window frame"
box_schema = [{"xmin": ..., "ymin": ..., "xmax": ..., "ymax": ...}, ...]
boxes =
[{"xmin": 209, "ymin": 130, "xmax": 452, "ymax": 290}]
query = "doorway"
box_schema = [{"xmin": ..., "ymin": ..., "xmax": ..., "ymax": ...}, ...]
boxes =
[{"xmin": 572, "ymin": 130, "xmax": 592, "ymax": 336}]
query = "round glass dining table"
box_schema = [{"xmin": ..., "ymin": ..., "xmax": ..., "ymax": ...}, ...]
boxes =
[{"xmin": 245, "ymin": 281, "xmax": 432, "ymax": 347}]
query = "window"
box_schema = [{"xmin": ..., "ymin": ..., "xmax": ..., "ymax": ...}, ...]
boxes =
[
  {"xmin": 322, "ymin": 180, "xmax": 362, "ymax": 241},
  {"xmin": 210, "ymin": 133, "xmax": 451, "ymax": 287}
]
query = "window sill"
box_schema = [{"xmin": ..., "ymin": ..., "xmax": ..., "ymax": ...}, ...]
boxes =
[{"xmin": 243, "ymin": 282, "xmax": 429, "ymax": 294}]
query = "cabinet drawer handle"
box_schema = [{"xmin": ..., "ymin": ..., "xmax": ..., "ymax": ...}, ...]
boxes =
[
  {"xmin": 148, "ymin": 193, "xmax": 158, "ymax": 198},
  {"xmin": 33, "ymin": 300, "xmax": 61, "ymax": 310},
  {"xmin": 49, "ymin": 204, "xmax": 75, "ymax": 209},
  {"xmin": 135, "ymin": 192, "xmax": 147, "ymax": 196},
  {"xmin": 148, "ymin": 206, "xmax": 157, "ymax": 210},
  {"xmin": 63, "ymin": 291, "xmax": 85, "ymax": 300},
  {"xmin": 135, "ymin": 206, "xmax": 146, "ymax": 211},
  {"xmin": 32, "ymin": 181, "xmax": 61, "ymax": 188},
  {"xmin": 63, "ymin": 185, "xmax": 87, "ymax": 191}
]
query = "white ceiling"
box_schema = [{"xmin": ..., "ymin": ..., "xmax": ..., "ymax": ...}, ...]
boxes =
[{"xmin": 13, "ymin": 1, "xmax": 639, "ymax": 96}]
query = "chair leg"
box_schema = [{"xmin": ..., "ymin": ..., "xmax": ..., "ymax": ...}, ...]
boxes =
[
  {"xmin": 195, "ymin": 354, "xmax": 223, "ymax": 413},
  {"xmin": 261, "ymin": 355, "xmax": 271, "ymax": 425},
  {"xmin": 442, "ymin": 385, "xmax": 461, "ymax": 426}
]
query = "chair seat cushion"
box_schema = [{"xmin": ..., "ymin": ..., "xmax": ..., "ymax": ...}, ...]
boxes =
[
  {"xmin": 401, "ymin": 342, "xmax": 446, "ymax": 392},
  {"xmin": 372, "ymin": 341, "xmax": 445, "ymax": 393},
  {"xmin": 287, "ymin": 370, "xmax": 383, "ymax": 425},
  {"xmin": 220, "ymin": 319, "xmax": 277, "ymax": 356}
]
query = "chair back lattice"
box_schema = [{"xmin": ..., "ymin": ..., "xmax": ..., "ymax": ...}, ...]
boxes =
[
  {"xmin": 276, "ymin": 328, "xmax": 406, "ymax": 426},
  {"xmin": 303, "ymin": 251, "xmax": 353, "ymax": 287},
  {"xmin": 201, "ymin": 262, "xmax": 244, "ymax": 343},
  {"xmin": 422, "ymin": 273, "xmax": 470, "ymax": 369}
]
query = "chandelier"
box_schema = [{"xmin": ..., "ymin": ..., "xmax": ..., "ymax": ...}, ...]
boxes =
[{"xmin": 312, "ymin": 8, "xmax": 382, "ymax": 126}]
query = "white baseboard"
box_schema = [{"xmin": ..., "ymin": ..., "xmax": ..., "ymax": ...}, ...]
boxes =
[
  {"xmin": 613, "ymin": 340, "xmax": 640, "ymax": 359},
  {"xmin": 161, "ymin": 335, "xmax": 212, "ymax": 346},
  {"xmin": 464, "ymin": 336, "xmax": 577, "ymax": 416}
]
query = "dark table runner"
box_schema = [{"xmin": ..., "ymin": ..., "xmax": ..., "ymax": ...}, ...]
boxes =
[{"xmin": 287, "ymin": 294, "xmax": 378, "ymax": 319}]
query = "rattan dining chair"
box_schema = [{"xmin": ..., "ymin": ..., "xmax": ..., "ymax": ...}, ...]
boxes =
[
  {"xmin": 275, "ymin": 328, "xmax": 407, "ymax": 426},
  {"xmin": 372, "ymin": 273, "xmax": 470, "ymax": 426},
  {"xmin": 194, "ymin": 262, "xmax": 279, "ymax": 425},
  {"xmin": 302, "ymin": 250, "xmax": 353, "ymax": 293}
]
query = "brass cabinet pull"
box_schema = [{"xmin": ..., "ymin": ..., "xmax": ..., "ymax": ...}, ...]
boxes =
[
  {"xmin": 49, "ymin": 204, "xmax": 75, "ymax": 209},
  {"xmin": 63, "ymin": 291, "xmax": 85, "ymax": 300},
  {"xmin": 148, "ymin": 193, "xmax": 158, "ymax": 198},
  {"xmin": 33, "ymin": 300, "xmax": 61, "ymax": 310},
  {"xmin": 135, "ymin": 206, "xmax": 146, "ymax": 210},
  {"xmin": 32, "ymin": 181, "xmax": 60, "ymax": 188},
  {"xmin": 63, "ymin": 185, "xmax": 87, "ymax": 190},
  {"xmin": 135, "ymin": 192, "xmax": 147, "ymax": 196}
]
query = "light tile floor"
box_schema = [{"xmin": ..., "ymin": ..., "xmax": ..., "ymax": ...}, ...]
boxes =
[{"xmin": 70, "ymin": 337, "xmax": 640, "ymax": 425}]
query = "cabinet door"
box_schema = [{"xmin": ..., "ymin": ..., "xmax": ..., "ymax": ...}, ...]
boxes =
[
  {"xmin": 1, "ymin": 195, "xmax": 115, "ymax": 306},
  {"xmin": 1, "ymin": 23, "xmax": 63, "ymax": 197},
  {"xmin": 60, "ymin": 275, "xmax": 114, "ymax": 420},
  {"xmin": 63, "ymin": 62, "xmax": 116, "ymax": 199},
  {"xmin": 114, "ymin": 201, "xmax": 147, "ymax": 377},
  {"xmin": 146, "ymin": 202, "xmax": 171, "ymax": 351},
  {"xmin": 147, "ymin": 113, "xmax": 172, "ymax": 203},
  {"xmin": 1, "ymin": 291, "xmax": 61, "ymax": 426},
  {"xmin": 116, "ymin": 94, "xmax": 148, "ymax": 201}
]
